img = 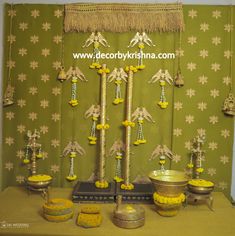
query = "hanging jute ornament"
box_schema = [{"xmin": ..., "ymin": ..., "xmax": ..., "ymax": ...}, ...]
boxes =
[
  {"xmin": 108, "ymin": 68, "xmax": 128, "ymax": 105},
  {"xmin": 63, "ymin": 141, "xmax": 86, "ymax": 181},
  {"xmin": 127, "ymin": 32, "xmax": 155, "ymax": 69},
  {"xmin": 82, "ymin": 32, "xmax": 110, "ymax": 69},
  {"xmin": 3, "ymin": 4, "xmax": 15, "ymax": 107}
]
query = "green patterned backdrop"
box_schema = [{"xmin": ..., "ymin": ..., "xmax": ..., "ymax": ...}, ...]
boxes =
[{"xmin": 2, "ymin": 4, "xmax": 234, "ymax": 197}]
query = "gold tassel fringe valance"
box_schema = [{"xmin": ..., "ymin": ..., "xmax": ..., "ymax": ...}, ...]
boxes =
[{"xmin": 64, "ymin": 3, "xmax": 184, "ymax": 33}]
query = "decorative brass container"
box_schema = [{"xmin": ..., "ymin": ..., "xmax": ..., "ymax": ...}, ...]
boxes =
[
  {"xmin": 113, "ymin": 196, "xmax": 145, "ymax": 229},
  {"xmin": 154, "ymin": 201, "xmax": 181, "ymax": 217},
  {"xmin": 149, "ymin": 170, "xmax": 188, "ymax": 197},
  {"xmin": 26, "ymin": 175, "xmax": 52, "ymax": 191},
  {"xmin": 188, "ymin": 184, "xmax": 214, "ymax": 195}
]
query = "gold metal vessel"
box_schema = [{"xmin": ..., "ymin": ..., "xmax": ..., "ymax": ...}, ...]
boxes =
[
  {"xmin": 113, "ymin": 196, "xmax": 145, "ymax": 229},
  {"xmin": 149, "ymin": 170, "xmax": 188, "ymax": 197},
  {"xmin": 26, "ymin": 178, "xmax": 52, "ymax": 191},
  {"xmin": 188, "ymin": 184, "xmax": 214, "ymax": 194}
]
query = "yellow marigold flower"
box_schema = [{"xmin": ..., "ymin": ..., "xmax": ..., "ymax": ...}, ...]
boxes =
[
  {"xmin": 28, "ymin": 174, "xmax": 52, "ymax": 182},
  {"xmin": 88, "ymin": 136, "xmax": 97, "ymax": 141},
  {"xmin": 89, "ymin": 140, "xmax": 96, "ymax": 145},
  {"xmin": 187, "ymin": 163, "xmax": 194, "ymax": 168},
  {"xmin": 159, "ymin": 160, "xmax": 166, "ymax": 165},
  {"xmin": 139, "ymin": 139, "xmax": 146, "ymax": 144},
  {"xmin": 153, "ymin": 192, "xmax": 185, "ymax": 205},
  {"xmin": 160, "ymin": 80, "xmax": 166, "ymax": 86},
  {"xmin": 196, "ymin": 167, "xmax": 204, "ymax": 173},
  {"xmin": 138, "ymin": 43, "xmax": 145, "ymax": 49},
  {"xmin": 95, "ymin": 180, "xmax": 109, "ymax": 189},
  {"xmin": 70, "ymin": 152, "xmax": 76, "ymax": 158},
  {"xmin": 96, "ymin": 124, "xmax": 103, "ymax": 130},
  {"xmin": 23, "ymin": 159, "xmax": 30, "ymax": 164},
  {"xmin": 36, "ymin": 153, "xmax": 43, "ymax": 158},
  {"xmin": 66, "ymin": 175, "xmax": 77, "ymax": 181},
  {"xmin": 136, "ymin": 65, "xmax": 145, "ymax": 70},
  {"xmin": 104, "ymin": 124, "xmax": 110, "ymax": 129},
  {"xmin": 134, "ymin": 140, "xmax": 140, "ymax": 146},
  {"xmin": 71, "ymin": 77, "xmax": 78, "ymax": 83},
  {"xmin": 188, "ymin": 179, "xmax": 214, "ymax": 187},
  {"xmin": 121, "ymin": 183, "xmax": 134, "ymax": 190},
  {"xmin": 92, "ymin": 116, "xmax": 98, "ymax": 121},
  {"xmin": 115, "ymin": 80, "xmax": 122, "ymax": 85},
  {"xmin": 114, "ymin": 176, "xmax": 123, "ymax": 182},
  {"xmin": 115, "ymin": 155, "xmax": 123, "ymax": 160},
  {"xmin": 94, "ymin": 42, "xmax": 100, "ymax": 48},
  {"xmin": 122, "ymin": 120, "xmax": 135, "ymax": 127}
]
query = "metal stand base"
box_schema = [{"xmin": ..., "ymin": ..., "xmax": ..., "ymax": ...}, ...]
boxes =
[
  {"xmin": 186, "ymin": 192, "xmax": 214, "ymax": 211},
  {"xmin": 72, "ymin": 181, "xmax": 115, "ymax": 203}
]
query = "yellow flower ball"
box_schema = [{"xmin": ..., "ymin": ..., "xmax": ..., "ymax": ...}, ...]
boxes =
[
  {"xmin": 23, "ymin": 159, "xmax": 30, "ymax": 164},
  {"xmin": 187, "ymin": 163, "xmax": 194, "ymax": 168},
  {"xmin": 196, "ymin": 167, "xmax": 204, "ymax": 173},
  {"xmin": 66, "ymin": 175, "xmax": 77, "ymax": 181},
  {"xmin": 160, "ymin": 80, "xmax": 166, "ymax": 86}
]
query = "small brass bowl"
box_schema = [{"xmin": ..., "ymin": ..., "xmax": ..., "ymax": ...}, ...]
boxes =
[
  {"xmin": 188, "ymin": 184, "xmax": 214, "ymax": 194},
  {"xmin": 149, "ymin": 170, "xmax": 188, "ymax": 197},
  {"xmin": 26, "ymin": 175, "xmax": 52, "ymax": 191}
]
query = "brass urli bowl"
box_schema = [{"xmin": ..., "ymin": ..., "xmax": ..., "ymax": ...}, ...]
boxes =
[
  {"xmin": 26, "ymin": 178, "xmax": 52, "ymax": 191},
  {"xmin": 188, "ymin": 184, "xmax": 214, "ymax": 195},
  {"xmin": 149, "ymin": 170, "xmax": 189, "ymax": 197}
]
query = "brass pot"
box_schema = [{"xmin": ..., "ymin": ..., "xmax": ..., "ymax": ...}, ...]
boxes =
[
  {"xmin": 149, "ymin": 170, "xmax": 188, "ymax": 197},
  {"xmin": 154, "ymin": 201, "xmax": 181, "ymax": 217},
  {"xmin": 188, "ymin": 184, "xmax": 214, "ymax": 194}
]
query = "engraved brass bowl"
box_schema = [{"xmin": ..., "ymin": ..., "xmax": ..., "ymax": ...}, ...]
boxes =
[
  {"xmin": 26, "ymin": 175, "xmax": 52, "ymax": 191},
  {"xmin": 149, "ymin": 170, "xmax": 188, "ymax": 197},
  {"xmin": 188, "ymin": 184, "xmax": 214, "ymax": 194}
]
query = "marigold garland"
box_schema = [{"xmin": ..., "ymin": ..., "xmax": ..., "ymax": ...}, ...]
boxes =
[{"xmin": 153, "ymin": 192, "xmax": 185, "ymax": 205}]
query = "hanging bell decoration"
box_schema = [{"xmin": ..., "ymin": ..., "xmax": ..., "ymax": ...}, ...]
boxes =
[
  {"xmin": 222, "ymin": 92, "xmax": 235, "ymax": 116},
  {"xmin": 3, "ymin": 83, "xmax": 14, "ymax": 107},
  {"xmin": 174, "ymin": 69, "xmax": 184, "ymax": 87},
  {"xmin": 57, "ymin": 67, "xmax": 67, "ymax": 82}
]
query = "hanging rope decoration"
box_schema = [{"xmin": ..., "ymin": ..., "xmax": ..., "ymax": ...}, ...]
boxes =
[
  {"xmin": 109, "ymin": 140, "xmax": 125, "ymax": 183},
  {"xmin": 127, "ymin": 32, "xmax": 155, "ymax": 70},
  {"xmin": 131, "ymin": 107, "xmax": 155, "ymax": 146},
  {"xmin": 66, "ymin": 67, "xmax": 87, "ymax": 107},
  {"xmin": 174, "ymin": 28, "xmax": 184, "ymax": 87},
  {"xmin": 84, "ymin": 105, "xmax": 101, "ymax": 145},
  {"xmin": 62, "ymin": 141, "xmax": 85, "ymax": 181},
  {"xmin": 82, "ymin": 32, "xmax": 110, "ymax": 69},
  {"xmin": 222, "ymin": 5, "xmax": 235, "ymax": 116},
  {"xmin": 149, "ymin": 145, "xmax": 174, "ymax": 171},
  {"xmin": 149, "ymin": 69, "xmax": 173, "ymax": 109},
  {"xmin": 108, "ymin": 68, "xmax": 128, "ymax": 105},
  {"xmin": 3, "ymin": 4, "xmax": 15, "ymax": 107}
]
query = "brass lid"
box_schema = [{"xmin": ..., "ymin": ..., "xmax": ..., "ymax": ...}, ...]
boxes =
[{"xmin": 114, "ymin": 204, "xmax": 145, "ymax": 221}]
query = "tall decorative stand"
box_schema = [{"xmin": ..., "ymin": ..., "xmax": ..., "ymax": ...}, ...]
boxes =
[
  {"xmin": 186, "ymin": 135, "xmax": 214, "ymax": 210},
  {"xmin": 72, "ymin": 64, "xmax": 115, "ymax": 202},
  {"xmin": 23, "ymin": 130, "xmax": 52, "ymax": 198}
]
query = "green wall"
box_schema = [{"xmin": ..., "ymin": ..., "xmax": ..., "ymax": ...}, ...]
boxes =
[{"xmin": 2, "ymin": 4, "xmax": 234, "ymax": 197}]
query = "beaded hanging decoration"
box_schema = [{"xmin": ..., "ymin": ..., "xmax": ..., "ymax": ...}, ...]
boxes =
[
  {"xmin": 149, "ymin": 69, "xmax": 173, "ymax": 109},
  {"xmin": 82, "ymin": 32, "xmax": 110, "ymax": 69},
  {"xmin": 3, "ymin": 4, "xmax": 15, "ymax": 107},
  {"xmin": 127, "ymin": 32, "xmax": 155, "ymax": 70},
  {"xmin": 149, "ymin": 145, "xmax": 174, "ymax": 171},
  {"xmin": 109, "ymin": 140, "xmax": 125, "ymax": 183},
  {"xmin": 108, "ymin": 68, "xmax": 128, "ymax": 105},
  {"xmin": 222, "ymin": 6, "xmax": 234, "ymax": 116},
  {"xmin": 84, "ymin": 105, "xmax": 101, "ymax": 145},
  {"xmin": 131, "ymin": 107, "xmax": 155, "ymax": 146},
  {"xmin": 63, "ymin": 141, "xmax": 86, "ymax": 181},
  {"xmin": 66, "ymin": 66, "xmax": 87, "ymax": 107}
]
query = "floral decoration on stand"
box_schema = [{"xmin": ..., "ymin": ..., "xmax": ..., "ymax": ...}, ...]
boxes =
[
  {"xmin": 108, "ymin": 68, "xmax": 128, "ymax": 105},
  {"xmin": 63, "ymin": 141, "xmax": 86, "ymax": 181},
  {"xmin": 85, "ymin": 105, "xmax": 101, "ymax": 145},
  {"xmin": 82, "ymin": 32, "xmax": 110, "ymax": 69},
  {"xmin": 132, "ymin": 107, "xmax": 155, "ymax": 146},
  {"xmin": 149, "ymin": 69, "xmax": 173, "ymax": 109},
  {"xmin": 109, "ymin": 140, "xmax": 125, "ymax": 183},
  {"xmin": 128, "ymin": 32, "xmax": 155, "ymax": 70},
  {"xmin": 187, "ymin": 134, "xmax": 206, "ymax": 178},
  {"xmin": 66, "ymin": 66, "xmax": 87, "ymax": 107},
  {"xmin": 149, "ymin": 145, "xmax": 174, "ymax": 171}
]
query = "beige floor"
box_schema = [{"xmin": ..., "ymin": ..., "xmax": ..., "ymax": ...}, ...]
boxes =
[{"xmin": 0, "ymin": 187, "xmax": 235, "ymax": 236}]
